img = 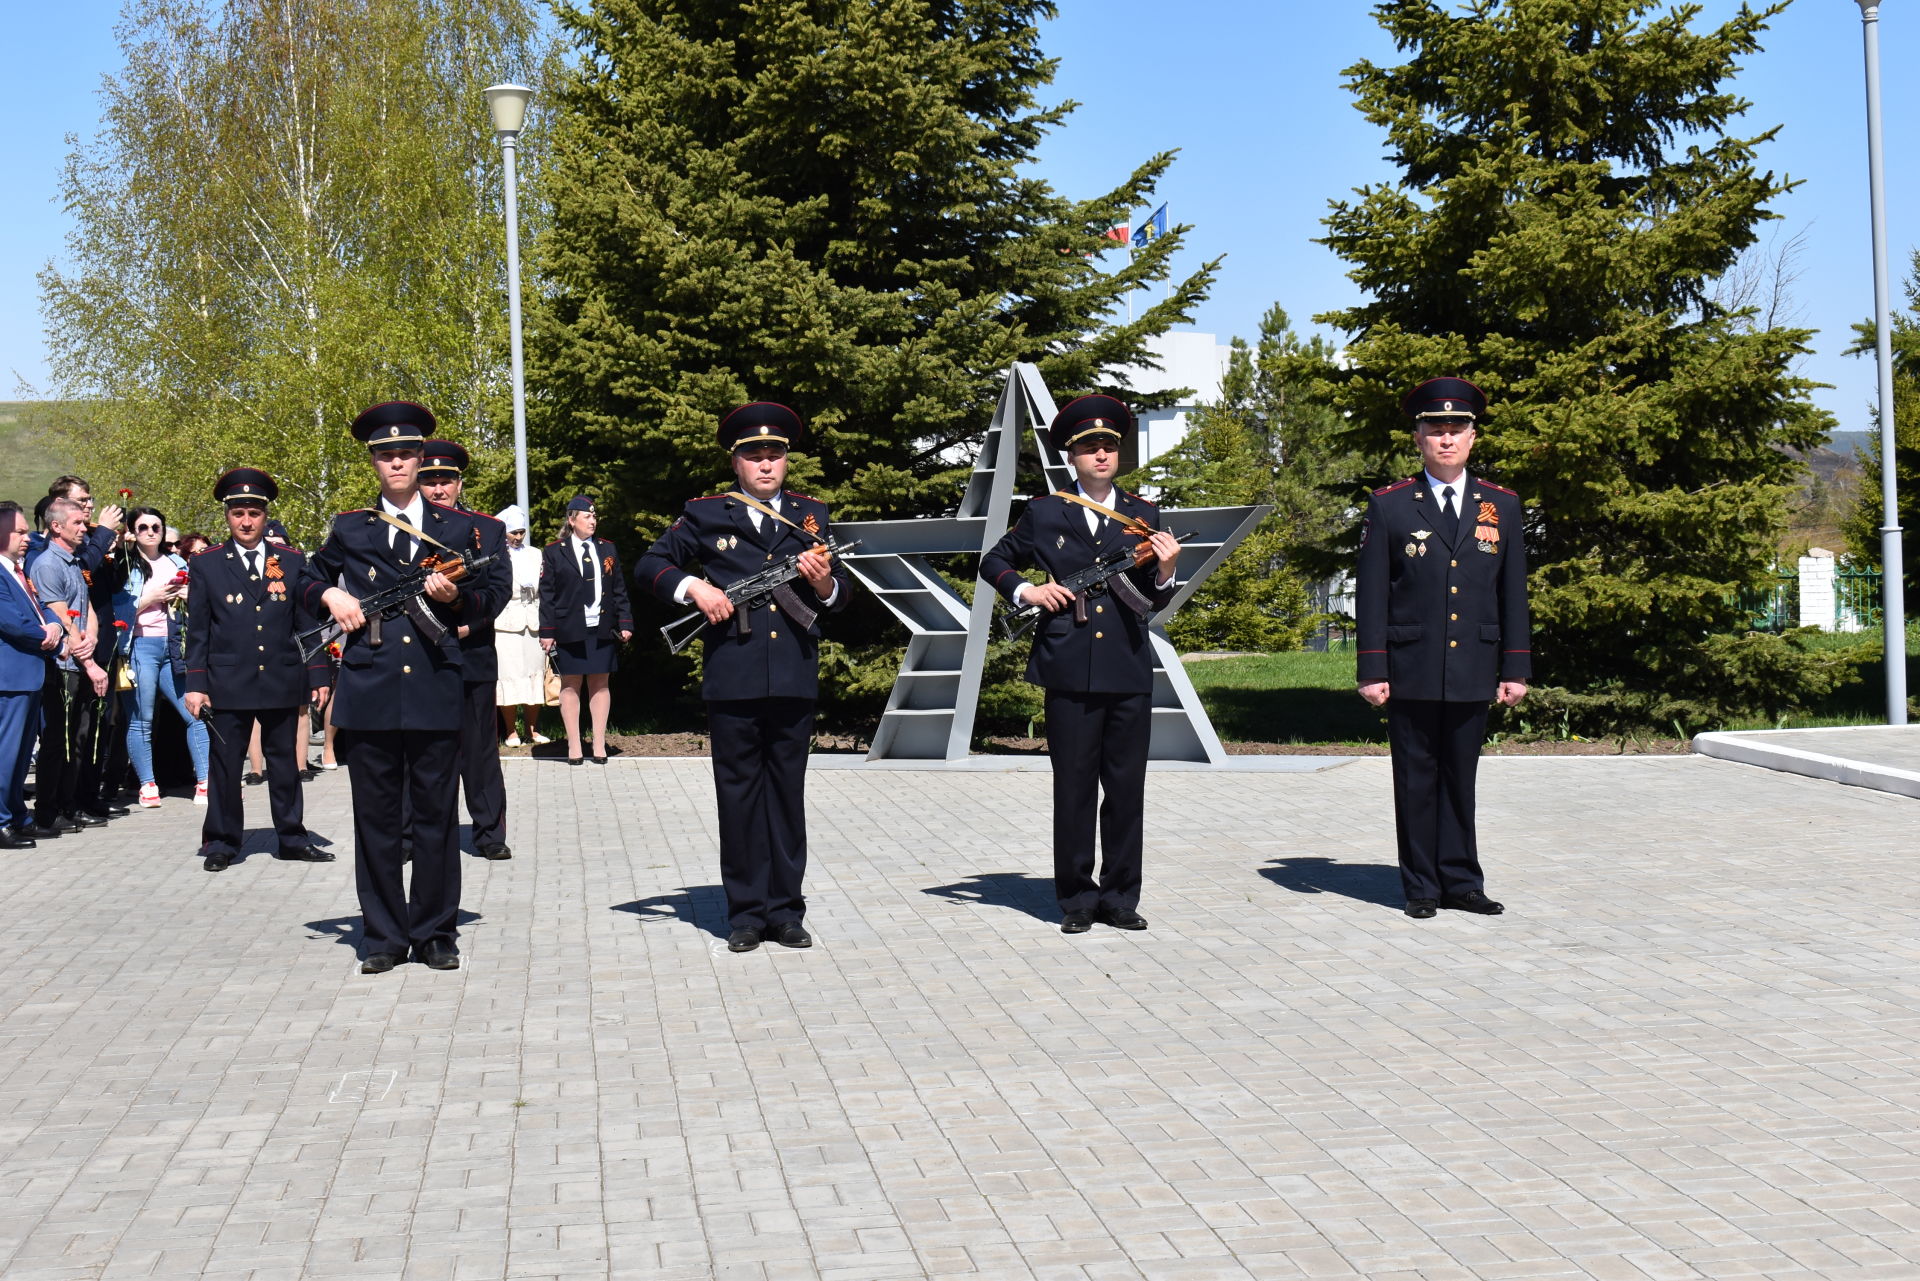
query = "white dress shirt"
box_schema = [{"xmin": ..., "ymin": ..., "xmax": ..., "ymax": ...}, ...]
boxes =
[
  {"xmin": 571, "ymin": 534, "xmax": 602, "ymax": 628},
  {"xmin": 379, "ymin": 493, "xmax": 425, "ymax": 561},
  {"xmin": 1424, "ymin": 470, "xmax": 1469, "ymax": 523}
]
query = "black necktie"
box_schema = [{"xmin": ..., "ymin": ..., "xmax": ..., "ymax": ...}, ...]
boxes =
[
  {"xmin": 1440, "ymin": 486, "xmax": 1458, "ymax": 540},
  {"xmin": 580, "ymin": 543, "xmax": 597, "ymax": 607},
  {"xmin": 245, "ymin": 550, "xmax": 259, "ymax": 579}
]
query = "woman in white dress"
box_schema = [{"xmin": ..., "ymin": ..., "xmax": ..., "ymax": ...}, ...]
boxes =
[{"xmin": 491, "ymin": 505, "xmax": 550, "ymax": 746}]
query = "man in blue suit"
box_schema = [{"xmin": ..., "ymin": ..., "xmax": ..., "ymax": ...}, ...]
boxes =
[
  {"xmin": 0, "ymin": 501, "xmax": 63, "ymax": 847},
  {"xmin": 634, "ymin": 403, "xmax": 851, "ymax": 953},
  {"xmin": 299, "ymin": 402, "xmax": 511, "ymax": 974}
]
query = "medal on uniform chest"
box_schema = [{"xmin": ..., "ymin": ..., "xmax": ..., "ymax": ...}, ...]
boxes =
[
  {"xmin": 1407, "ymin": 529, "xmax": 1431, "ymax": 558},
  {"xmin": 1474, "ymin": 500, "xmax": 1500, "ymax": 554},
  {"xmin": 716, "ymin": 537, "xmax": 727, "ymax": 551},
  {"xmin": 1056, "ymin": 534, "xmax": 1065, "ymax": 550}
]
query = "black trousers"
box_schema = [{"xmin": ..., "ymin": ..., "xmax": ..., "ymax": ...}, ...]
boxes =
[
  {"xmin": 201, "ymin": 705, "xmax": 308, "ymax": 856},
  {"xmin": 341, "ymin": 728, "xmax": 461, "ymax": 957},
  {"xmin": 34, "ymin": 667, "xmax": 100, "ymax": 823},
  {"xmin": 708, "ymin": 698, "xmax": 813, "ymax": 932},
  {"xmin": 459, "ymin": 680, "xmax": 506, "ymax": 846},
  {"xmin": 94, "ymin": 656, "xmax": 130, "ymax": 802},
  {"xmin": 1386, "ymin": 697, "xmax": 1492, "ymax": 902},
  {"xmin": 1044, "ymin": 688, "xmax": 1150, "ymax": 916}
]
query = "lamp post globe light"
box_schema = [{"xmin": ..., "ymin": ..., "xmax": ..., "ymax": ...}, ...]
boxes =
[
  {"xmin": 1853, "ymin": 2, "xmax": 1906, "ymax": 723},
  {"xmin": 485, "ymin": 83, "xmax": 534, "ymax": 518}
]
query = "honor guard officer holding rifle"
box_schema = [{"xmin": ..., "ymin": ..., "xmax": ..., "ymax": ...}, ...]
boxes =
[
  {"xmin": 415, "ymin": 439, "xmax": 512, "ymax": 858},
  {"xmin": 299, "ymin": 403, "xmax": 511, "ymax": 974},
  {"xmin": 635, "ymin": 402, "xmax": 851, "ymax": 954},
  {"xmin": 183, "ymin": 468, "xmax": 333, "ymax": 872},
  {"xmin": 1355, "ymin": 377, "xmax": 1530, "ymax": 920},
  {"xmin": 979, "ymin": 395, "xmax": 1181, "ymax": 936}
]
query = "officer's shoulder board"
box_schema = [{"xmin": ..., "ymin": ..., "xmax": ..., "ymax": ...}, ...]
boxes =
[
  {"xmin": 543, "ymin": 538, "xmax": 567, "ymax": 549},
  {"xmin": 689, "ymin": 493, "xmax": 727, "ymax": 504},
  {"xmin": 781, "ymin": 488, "xmax": 822, "ymax": 505},
  {"xmin": 1477, "ymin": 480, "xmax": 1518, "ymax": 497},
  {"xmin": 191, "ymin": 543, "xmax": 222, "ymax": 561},
  {"xmin": 1373, "ymin": 478, "xmax": 1416, "ymax": 497},
  {"xmin": 1116, "ymin": 486, "xmax": 1156, "ymax": 511},
  {"xmin": 266, "ymin": 541, "xmax": 299, "ymax": 556},
  {"xmin": 465, "ymin": 508, "xmax": 505, "ymax": 527},
  {"xmin": 336, "ymin": 507, "xmax": 370, "ymax": 518}
]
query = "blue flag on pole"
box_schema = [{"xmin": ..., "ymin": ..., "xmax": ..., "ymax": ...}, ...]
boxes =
[{"xmin": 1131, "ymin": 204, "xmax": 1168, "ymax": 249}]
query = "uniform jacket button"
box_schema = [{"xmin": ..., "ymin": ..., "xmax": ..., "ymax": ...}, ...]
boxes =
[
  {"xmin": 1095, "ymin": 604, "xmax": 1104, "ymax": 614},
  {"xmin": 769, "ymin": 630, "xmax": 779, "ymax": 639},
  {"xmin": 1449, "ymin": 640, "xmax": 1458, "ymax": 648},
  {"xmin": 1451, "ymin": 559, "xmax": 1458, "ymax": 567},
  {"xmin": 1450, "ymin": 613, "xmax": 1458, "ymax": 621},
  {"xmin": 1095, "ymin": 631, "xmax": 1104, "ymax": 639},
  {"xmin": 403, "ymin": 635, "xmax": 412, "ymax": 643},
  {"xmin": 770, "ymin": 603, "xmax": 778, "ymax": 613},
  {"xmin": 403, "ymin": 664, "xmax": 412, "ymax": 673}
]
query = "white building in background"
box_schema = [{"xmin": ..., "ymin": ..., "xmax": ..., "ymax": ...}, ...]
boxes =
[{"xmin": 1110, "ymin": 331, "xmax": 1234, "ymax": 467}]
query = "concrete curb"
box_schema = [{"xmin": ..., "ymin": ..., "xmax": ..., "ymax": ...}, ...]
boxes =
[{"xmin": 1694, "ymin": 726, "xmax": 1920, "ymax": 800}]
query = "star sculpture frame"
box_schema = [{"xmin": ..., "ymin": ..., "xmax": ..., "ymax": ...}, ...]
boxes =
[{"xmin": 835, "ymin": 363, "xmax": 1271, "ymax": 763}]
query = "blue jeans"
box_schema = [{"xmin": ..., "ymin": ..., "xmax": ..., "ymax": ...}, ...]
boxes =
[{"xmin": 126, "ymin": 634, "xmax": 209, "ymax": 785}]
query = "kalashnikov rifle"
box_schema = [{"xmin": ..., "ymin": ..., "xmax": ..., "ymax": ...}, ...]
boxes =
[
  {"xmin": 296, "ymin": 548, "xmax": 497, "ymax": 663},
  {"xmin": 999, "ymin": 528, "xmax": 1194, "ymax": 640},
  {"xmin": 659, "ymin": 537, "xmax": 861, "ymax": 655}
]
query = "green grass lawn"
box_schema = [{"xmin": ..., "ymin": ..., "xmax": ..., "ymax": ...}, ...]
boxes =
[{"xmin": 1184, "ymin": 650, "xmax": 1390, "ymax": 745}]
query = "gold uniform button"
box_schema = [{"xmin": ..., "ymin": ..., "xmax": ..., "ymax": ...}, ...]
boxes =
[
  {"xmin": 1450, "ymin": 586, "xmax": 1459, "ymax": 595},
  {"xmin": 1449, "ymin": 640, "xmax": 1458, "ymax": 648},
  {"xmin": 403, "ymin": 665, "xmax": 412, "ymax": 674},
  {"xmin": 257, "ymin": 644, "xmax": 265, "ymax": 652},
  {"xmin": 1451, "ymin": 559, "xmax": 1459, "ymax": 567},
  {"xmin": 403, "ymin": 635, "xmax": 412, "ymax": 644},
  {"xmin": 1450, "ymin": 613, "xmax": 1458, "ymax": 621},
  {"xmin": 257, "ymin": 664, "xmax": 265, "ymax": 672},
  {"xmin": 1095, "ymin": 631, "xmax": 1104, "ymax": 639},
  {"xmin": 769, "ymin": 603, "xmax": 778, "ymax": 613},
  {"xmin": 1095, "ymin": 604, "xmax": 1104, "ymax": 614},
  {"xmin": 256, "ymin": 624, "xmax": 263, "ymax": 631},
  {"xmin": 769, "ymin": 630, "xmax": 778, "ymax": 639}
]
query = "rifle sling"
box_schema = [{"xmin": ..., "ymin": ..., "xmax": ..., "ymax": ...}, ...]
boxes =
[
  {"xmin": 730, "ymin": 491, "xmax": 825, "ymax": 544},
  {"xmin": 1050, "ymin": 489, "xmax": 1154, "ymax": 537}
]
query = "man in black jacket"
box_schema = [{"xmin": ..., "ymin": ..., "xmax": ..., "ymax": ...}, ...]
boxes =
[
  {"xmin": 417, "ymin": 440, "xmax": 511, "ymax": 859},
  {"xmin": 1355, "ymin": 377, "xmax": 1531, "ymax": 919},
  {"xmin": 634, "ymin": 403, "xmax": 850, "ymax": 953},
  {"xmin": 979, "ymin": 395, "xmax": 1181, "ymax": 935},
  {"xmin": 299, "ymin": 403, "xmax": 511, "ymax": 974},
  {"xmin": 182, "ymin": 469, "xmax": 333, "ymax": 871}
]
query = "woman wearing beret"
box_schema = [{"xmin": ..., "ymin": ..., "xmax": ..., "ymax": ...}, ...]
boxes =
[{"xmin": 539, "ymin": 496, "xmax": 632, "ymax": 764}]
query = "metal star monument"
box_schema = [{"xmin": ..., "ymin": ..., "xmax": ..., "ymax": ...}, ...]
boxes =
[{"xmin": 836, "ymin": 363, "xmax": 1270, "ymax": 764}]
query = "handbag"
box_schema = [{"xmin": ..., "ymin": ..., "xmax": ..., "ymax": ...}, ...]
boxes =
[{"xmin": 543, "ymin": 658, "xmax": 563, "ymax": 706}]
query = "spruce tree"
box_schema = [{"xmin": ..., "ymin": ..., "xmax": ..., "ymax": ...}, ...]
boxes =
[
  {"xmin": 1307, "ymin": 0, "xmax": 1844, "ymax": 732},
  {"xmin": 530, "ymin": 0, "xmax": 1215, "ymax": 548},
  {"xmin": 1843, "ymin": 249, "xmax": 1920, "ymax": 612}
]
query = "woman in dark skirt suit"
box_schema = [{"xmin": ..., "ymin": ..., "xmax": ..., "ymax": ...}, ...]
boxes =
[{"xmin": 538, "ymin": 495, "xmax": 632, "ymax": 764}]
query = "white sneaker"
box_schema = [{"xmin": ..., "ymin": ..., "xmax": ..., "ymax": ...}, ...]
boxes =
[
  {"xmin": 504, "ymin": 734, "xmax": 523, "ymax": 748},
  {"xmin": 531, "ymin": 731, "xmax": 552, "ymax": 745},
  {"xmin": 138, "ymin": 783, "xmax": 161, "ymax": 809},
  {"xmin": 194, "ymin": 782, "xmax": 209, "ymax": 806}
]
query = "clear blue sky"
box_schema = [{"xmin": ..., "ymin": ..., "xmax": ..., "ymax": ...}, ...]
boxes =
[{"xmin": 4, "ymin": 1, "xmax": 1914, "ymax": 434}]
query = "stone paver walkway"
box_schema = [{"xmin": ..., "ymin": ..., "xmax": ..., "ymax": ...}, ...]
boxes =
[{"xmin": 1, "ymin": 755, "xmax": 1917, "ymax": 1280}]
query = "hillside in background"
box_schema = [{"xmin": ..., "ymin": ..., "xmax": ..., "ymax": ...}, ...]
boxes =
[{"xmin": 0, "ymin": 403, "xmax": 79, "ymax": 508}]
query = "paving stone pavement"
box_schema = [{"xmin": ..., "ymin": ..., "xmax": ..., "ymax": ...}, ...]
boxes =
[{"xmin": 1, "ymin": 754, "xmax": 1917, "ymax": 1281}]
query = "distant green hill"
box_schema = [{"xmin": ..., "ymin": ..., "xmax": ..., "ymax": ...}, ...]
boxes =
[{"xmin": 0, "ymin": 403, "xmax": 81, "ymax": 509}]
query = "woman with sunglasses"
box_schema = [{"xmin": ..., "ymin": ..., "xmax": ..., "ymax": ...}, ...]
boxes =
[{"xmin": 123, "ymin": 508, "xmax": 209, "ymax": 807}]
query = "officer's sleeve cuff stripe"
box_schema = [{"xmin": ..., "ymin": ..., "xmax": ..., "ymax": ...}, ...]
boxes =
[
  {"xmin": 650, "ymin": 566, "xmax": 678, "ymax": 588},
  {"xmin": 1357, "ymin": 650, "xmax": 1385, "ymax": 655}
]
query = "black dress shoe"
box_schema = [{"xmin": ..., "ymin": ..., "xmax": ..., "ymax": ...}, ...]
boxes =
[
  {"xmin": 591, "ymin": 755, "xmax": 608, "ymax": 765},
  {"xmin": 243, "ymin": 771, "xmax": 264, "ymax": 786},
  {"xmin": 1405, "ymin": 898, "xmax": 1438, "ymax": 919},
  {"xmin": 275, "ymin": 845, "xmax": 335, "ymax": 862},
  {"xmin": 479, "ymin": 842, "xmax": 512, "ymax": 860},
  {"xmin": 203, "ymin": 850, "xmax": 233, "ymax": 872},
  {"xmin": 1060, "ymin": 911, "xmax": 1094, "ymax": 934},
  {"xmin": 568, "ymin": 756, "xmax": 584, "ymax": 767},
  {"xmin": 726, "ymin": 928, "xmax": 762, "ymax": 952},
  {"xmin": 360, "ymin": 952, "xmax": 405, "ymax": 974},
  {"xmin": 17, "ymin": 824, "xmax": 57, "ymax": 841},
  {"xmin": 49, "ymin": 816, "xmax": 82, "ymax": 834},
  {"xmin": 1098, "ymin": 908, "xmax": 1148, "ymax": 930},
  {"xmin": 0, "ymin": 831, "xmax": 35, "ymax": 849},
  {"xmin": 415, "ymin": 939, "xmax": 460, "ymax": 970},
  {"xmin": 768, "ymin": 921, "xmax": 812, "ymax": 948},
  {"xmin": 92, "ymin": 805, "xmax": 129, "ymax": 818},
  {"xmin": 1441, "ymin": 890, "xmax": 1505, "ymax": 915},
  {"xmin": 65, "ymin": 811, "xmax": 108, "ymax": 828}
]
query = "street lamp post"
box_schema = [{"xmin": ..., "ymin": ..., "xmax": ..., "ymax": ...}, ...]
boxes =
[
  {"xmin": 1855, "ymin": 2, "xmax": 1906, "ymax": 723},
  {"xmin": 485, "ymin": 83, "xmax": 534, "ymax": 518}
]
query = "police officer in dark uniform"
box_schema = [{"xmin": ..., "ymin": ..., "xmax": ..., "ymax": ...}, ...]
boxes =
[
  {"xmin": 1355, "ymin": 377, "xmax": 1531, "ymax": 919},
  {"xmin": 979, "ymin": 395, "xmax": 1182, "ymax": 935},
  {"xmin": 183, "ymin": 468, "xmax": 333, "ymax": 871},
  {"xmin": 298, "ymin": 403, "xmax": 511, "ymax": 973},
  {"xmin": 416, "ymin": 439, "xmax": 512, "ymax": 858},
  {"xmin": 634, "ymin": 403, "xmax": 851, "ymax": 953}
]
